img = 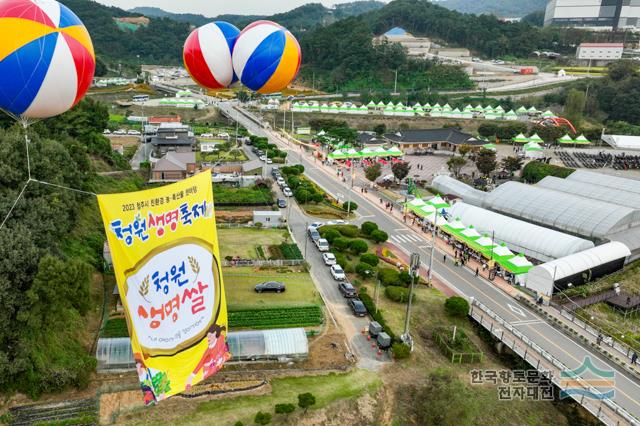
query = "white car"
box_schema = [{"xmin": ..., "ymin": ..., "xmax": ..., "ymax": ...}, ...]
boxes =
[
  {"xmin": 310, "ymin": 221, "xmax": 324, "ymax": 229},
  {"xmin": 127, "ymin": 130, "xmax": 141, "ymax": 136},
  {"xmin": 259, "ymin": 155, "xmax": 267, "ymax": 162},
  {"xmin": 327, "ymin": 219, "xmax": 348, "ymax": 225},
  {"xmin": 113, "ymin": 129, "xmax": 126, "ymax": 135},
  {"xmin": 277, "ymin": 177, "xmax": 286, "ymax": 187},
  {"xmin": 102, "ymin": 129, "xmax": 111, "ymax": 134},
  {"xmin": 315, "ymin": 238, "xmax": 330, "ymax": 252},
  {"xmin": 266, "ymin": 158, "xmax": 273, "ymax": 164},
  {"xmin": 200, "ymin": 133, "xmax": 213, "ymax": 138},
  {"xmin": 330, "ymin": 264, "xmax": 346, "ymax": 281},
  {"xmin": 283, "ymin": 187, "xmax": 293, "ymax": 197},
  {"xmin": 322, "ymin": 252, "xmax": 336, "ymax": 266}
]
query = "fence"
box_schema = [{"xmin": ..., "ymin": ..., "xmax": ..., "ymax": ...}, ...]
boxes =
[
  {"xmin": 222, "ymin": 259, "xmax": 305, "ymax": 267},
  {"xmin": 470, "ymin": 300, "xmax": 639, "ymax": 426},
  {"xmin": 553, "ymin": 289, "xmax": 618, "ymax": 312},
  {"xmin": 432, "ymin": 327, "xmax": 483, "ymax": 364}
]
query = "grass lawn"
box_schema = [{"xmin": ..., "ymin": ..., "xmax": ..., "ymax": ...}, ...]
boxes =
[
  {"xmin": 302, "ymin": 202, "xmax": 355, "ymax": 220},
  {"xmin": 165, "ymin": 370, "xmax": 380, "ymax": 426},
  {"xmin": 196, "ymin": 150, "xmax": 248, "ymax": 163},
  {"xmin": 224, "ymin": 267, "xmax": 321, "ymax": 310},
  {"xmin": 218, "ymin": 228, "xmax": 290, "ymax": 259}
]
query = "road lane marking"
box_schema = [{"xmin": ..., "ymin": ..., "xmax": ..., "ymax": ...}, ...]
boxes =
[
  {"xmin": 511, "ymin": 320, "xmax": 544, "ymax": 326},
  {"xmin": 508, "ymin": 304, "xmax": 527, "ymax": 318}
]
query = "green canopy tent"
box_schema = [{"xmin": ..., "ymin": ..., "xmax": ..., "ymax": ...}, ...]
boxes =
[
  {"xmin": 542, "ymin": 110, "xmax": 556, "ymax": 118},
  {"xmin": 424, "ymin": 103, "xmax": 432, "ymax": 110},
  {"xmin": 442, "ymin": 217, "xmax": 466, "ymax": 235},
  {"xmin": 328, "ymin": 149, "xmax": 348, "ymax": 160},
  {"xmin": 344, "ymin": 148, "xmax": 360, "ymax": 158},
  {"xmin": 468, "ymin": 233, "xmax": 497, "ymax": 254},
  {"xmin": 516, "ymin": 106, "xmax": 528, "ymax": 114},
  {"xmin": 427, "ymin": 195, "xmax": 450, "ymax": 209},
  {"xmin": 405, "ymin": 197, "xmax": 427, "ymax": 213},
  {"xmin": 442, "ymin": 103, "xmax": 452, "ymax": 111},
  {"xmin": 504, "ymin": 110, "xmax": 518, "ymax": 121},
  {"xmin": 360, "ymin": 147, "xmax": 375, "ymax": 158},
  {"xmin": 473, "ymin": 105, "xmax": 483, "ymax": 112},
  {"xmin": 503, "ymin": 253, "xmax": 533, "ymax": 275},
  {"xmin": 528, "ymin": 133, "xmax": 544, "ymax": 144},
  {"xmin": 459, "ymin": 225, "xmax": 481, "ymax": 243},
  {"xmin": 494, "ymin": 105, "xmax": 505, "ymax": 113},
  {"xmin": 367, "ymin": 101, "xmax": 376, "ymax": 108},
  {"xmin": 574, "ymin": 134, "xmax": 591, "ymax": 145},
  {"xmin": 425, "ymin": 212, "xmax": 449, "ymax": 226},
  {"xmin": 373, "ymin": 146, "xmax": 388, "ymax": 157},
  {"xmin": 491, "ymin": 243, "xmax": 515, "ymax": 262},
  {"xmin": 527, "ymin": 106, "xmax": 539, "ymax": 115},
  {"xmin": 558, "ymin": 134, "xmax": 574, "ymax": 145},
  {"xmin": 483, "ymin": 143, "xmax": 497, "ymax": 151},
  {"xmin": 416, "ymin": 204, "xmax": 436, "ymax": 218},
  {"xmin": 387, "ymin": 146, "xmax": 404, "ymax": 157},
  {"xmin": 377, "ymin": 101, "xmax": 386, "ymax": 109}
]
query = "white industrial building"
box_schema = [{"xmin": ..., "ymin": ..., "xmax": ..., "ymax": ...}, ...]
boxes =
[
  {"xmin": 545, "ymin": 0, "xmax": 640, "ymax": 29},
  {"xmin": 525, "ymin": 242, "xmax": 631, "ymax": 296},
  {"xmin": 576, "ymin": 43, "xmax": 623, "ymax": 66}
]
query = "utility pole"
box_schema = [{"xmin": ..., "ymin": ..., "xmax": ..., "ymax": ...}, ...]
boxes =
[
  {"xmin": 427, "ymin": 208, "xmax": 438, "ymax": 285},
  {"xmin": 402, "ymin": 253, "xmax": 420, "ymax": 350},
  {"xmin": 394, "ymin": 68, "xmax": 398, "ymax": 94},
  {"xmin": 304, "ymin": 220, "xmax": 309, "ymax": 259}
]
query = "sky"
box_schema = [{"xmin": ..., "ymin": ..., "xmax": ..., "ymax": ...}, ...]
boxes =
[{"xmin": 95, "ymin": 0, "xmax": 386, "ymax": 16}]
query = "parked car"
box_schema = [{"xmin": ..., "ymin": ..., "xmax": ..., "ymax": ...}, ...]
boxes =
[
  {"xmin": 330, "ymin": 264, "xmax": 346, "ymax": 281},
  {"xmin": 348, "ymin": 298, "xmax": 367, "ymax": 317},
  {"xmin": 283, "ymin": 187, "xmax": 293, "ymax": 197},
  {"xmin": 259, "ymin": 155, "xmax": 267, "ymax": 162},
  {"xmin": 102, "ymin": 129, "xmax": 111, "ymax": 134},
  {"xmin": 327, "ymin": 219, "xmax": 348, "ymax": 225},
  {"xmin": 308, "ymin": 227, "xmax": 321, "ymax": 242},
  {"xmin": 309, "ymin": 221, "xmax": 324, "ymax": 229},
  {"xmin": 127, "ymin": 130, "xmax": 141, "ymax": 136},
  {"xmin": 113, "ymin": 129, "xmax": 126, "ymax": 135},
  {"xmin": 315, "ymin": 238, "xmax": 329, "ymax": 252},
  {"xmin": 266, "ymin": 158, "xmax": 273, "ymax": 164},
  {"xmin": 376, "ymin": 332, "xmax": 392, "ymax": 349},
  {"xmin": 277, "ymin": 198, "xmax": 287, "ymax": 208},
  {"xmin": 254, "ymin": 281, "xmax": 285, "ymax": 293},
  {"xmin": 338, "ymin": 282, "xmax": 357, "ymax": 298},
  {"xmin": 322, "ymin": 252, "xmax": 336, "ymax": 266},
  {"xmin": 277, "ymin": 177, "xmax": 286, "ymax": 187},
  {"xmin": 200, "ymin": 133, "xmax": 213, "ymax": 138}
]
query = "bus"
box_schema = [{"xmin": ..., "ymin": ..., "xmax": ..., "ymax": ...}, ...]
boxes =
[{"xmin": 132, "ymin": 94, "xmax": 149, "ymax": 103}]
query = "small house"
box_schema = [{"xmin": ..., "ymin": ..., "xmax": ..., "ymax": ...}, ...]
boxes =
[{"xmin": 253, "ymin": 210, "xmax": 283, "ymax": 228}]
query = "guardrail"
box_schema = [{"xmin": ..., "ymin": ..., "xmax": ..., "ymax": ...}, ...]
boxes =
[
  {"xmin": 221, "ymin": 259, "xmax": 304, "ymax": 267},
  {"xmin": 470, "ymin": 300, "xmax": 639, "ymax": 426}
]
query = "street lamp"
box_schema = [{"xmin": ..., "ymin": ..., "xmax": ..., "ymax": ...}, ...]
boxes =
[{"xmin": 402, "ymin": 253, "xmax": 420, "ymax": 350}]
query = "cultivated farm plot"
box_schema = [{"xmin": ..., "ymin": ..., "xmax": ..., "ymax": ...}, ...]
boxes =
[
  {"xmin": 217, "ymin": 227, "xmax": 290, "ymax": 259},
  {"xmin": 223, "ymin": 267, "xmax": 321, "ymax": 310}
]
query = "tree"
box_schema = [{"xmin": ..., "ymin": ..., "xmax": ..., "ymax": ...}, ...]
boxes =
[
  {"xmin": 343, "ymin": 201, "xmax": 358, "ymax": 211},
  {"xmin": 356, "ymin": 262, "xmax": 375, "ymax": 278},
  {"xmin": 391, "ymin": 161, "xmax": 411, "ymax": 182},
  {"xmin": 474, "ymin": 148, "xmax": 497, "ymax": 176},
  {"xmin": 360, "ymin": 221, "xmax": 379, "ymax": 235},
  {"xmin": 501, "ymin": 156, "xmax": 523, "ymax": 175},
  {"xmin": 365, "ymin": 164, "xmax": 382, "ymax": 183},
  {"xmin": 349, "ymin": 239, "xmax": 369, "ymax": 254},
  {"xmin": 477, "ymin": 123, "xmax": 498, "ymax": 137},
  {"xmin": 458, "ymin": 144, "xmax": 472, "ymax": 158},
  {"xmin": 254, "ymin": 411, "xmax": 272, "ymax": 425},
  {"xmin": 446, "ymin": 156, "xmax": 466, "ymax": 177},
  {"xmin": 385, "ymin": 286, "xmax": 410, "ymax": 303},
  {"xmin": 378, "ymin": 268, "xmax": 400, "ymax": 286},
  {"xmin": 391, "ymin": 342, "xmax": 411, "ymax": 359},
  {"xmin": 373, "ymin": 123, "xmax": 387, "ymax": 136},
  {"xmin": 608, "ymin": 60, "xmax": 638, "ymax": 82},
  {"xmin": 298, "ymin": 393, "xmax": 316, "ymax": 413},
  {"xmin": 360, "ymin": 253, "xmax": 380, "ymax": 266},
  {"xmin": 371, "ymin": 230, "xmax": 389, "ymax": 243},
  {"xmin": 321, "ymin": 229, "xmax": 341, "ymax": 243},
  {"xmin": 332, "ymin": 237, "xmax": 350, "ymax": 251},
  {"xmin": 444, "ymin": 296, "xmax": 470, "ymax": 317},
  {"xmin": 563, "ymin": 89, "xmax": 585, "ymax": 126}
]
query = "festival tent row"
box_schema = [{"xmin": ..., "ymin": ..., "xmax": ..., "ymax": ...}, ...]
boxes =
[
  {"xmin": 403, "ymin": 197, "xmax": 534, "ymax": 275},
  {"xmin": 557, "ymin": 134, "xmax": 592, "ymax": 146},
  {"xmin": 328, "ymin": 146, "xmax": 403, "ymax": 159}
]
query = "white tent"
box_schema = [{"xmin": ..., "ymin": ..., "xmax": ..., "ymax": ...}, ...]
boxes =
[
  {"xmin": 475, "ymin": 235, "xmax": 496, "ymax": 247},
  {"xmin": 492, "ymin": 244, "xmax": 515, "ymax": 258},
  {"xmin": 407, "ymin": 198, "xmax": 426, "ymax": 207},
  {"xmin": 418, "ymin": 204, "xmax": 436, "ymax": 216},
  {"xmin": 425, "ymin": 213, "xmax": 448, "ymax": 226},
  {"xmin": 461, "ymin": 226, "xmax": 481, "ymax": 239},
  {"xmin": 448, "ymin": 217, "xmax": 466, "ymax": 230}
]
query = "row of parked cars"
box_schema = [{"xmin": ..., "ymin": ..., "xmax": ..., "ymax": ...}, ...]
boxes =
[
  {"xmin": 252, "ymin": 146, "xmax": 273, "ymax": 164},
  {"xmin": 103, "ymin": 129, "xmax": 141, "ymax": 136},
  {"xmin": 272, "ymin": 166, "xmax": 293, "ymax": 197}
]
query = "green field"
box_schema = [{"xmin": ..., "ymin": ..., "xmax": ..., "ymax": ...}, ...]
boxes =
[
  {"xmin": 224, "ymin": 267, "xmax": 321, "ymax": 310},
  {"xmin": 218, "ymin": 228, "xmax": 290, "ymax": 259}
]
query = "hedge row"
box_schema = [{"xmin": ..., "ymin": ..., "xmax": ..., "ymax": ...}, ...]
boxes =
[
  {"xmin": 358, "ymin": 290, "xmax": 397, "ymax": 342},
  {"xmin": 228, "ymin": 305, "xmax": 323, "ymax": 329},
  {"xmin": 521, "ymin": 161, "xmax": 574, "ymax": 184}
]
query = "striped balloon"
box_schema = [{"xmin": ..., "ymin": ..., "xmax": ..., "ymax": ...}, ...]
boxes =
[
  {"xmin": 0, "ymin": 0, "xmax": 95, "ymax": 119},
  {"xmin": 183, "ymin": 21, "xmax": 240, "ymax": 90},
  {"xmin": 232, "ymin": 21, "xmax": 301, "ymax": 94}
]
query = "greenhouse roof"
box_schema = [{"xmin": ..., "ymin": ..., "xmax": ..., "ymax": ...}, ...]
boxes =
[
  {"xmin": 567, "ymin": 170, "xmax": 640, "ymax": 196},
  {"xmin": 537, "ymin": 176, "xmax": 640, "ymax": 210},
  {"xmin": 432, "ymin": 175, "xmax": 486, "ymax": 207}
]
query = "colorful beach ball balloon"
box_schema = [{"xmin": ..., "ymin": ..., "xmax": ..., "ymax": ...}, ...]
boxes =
[
  {"xmin": 232, "ymin": 21, "xmax": 301, "ymax": 94},
  {"xmin": 0, "ymin": 0, "xmax": 95, "ymax": 119},
  {"xmin": 183, "ymin": 21, "xmax": 240, "ymax": 90}
]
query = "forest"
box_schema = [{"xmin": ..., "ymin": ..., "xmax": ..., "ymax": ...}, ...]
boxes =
[{"xmin": 0, "ymin": 100, "xmax": 141, "ymax": 397}]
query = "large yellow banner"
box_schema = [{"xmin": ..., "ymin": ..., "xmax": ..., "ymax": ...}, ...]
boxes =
[{"xmin": 98, "ymin": 170, "xmax": 229, "ymax": 404}]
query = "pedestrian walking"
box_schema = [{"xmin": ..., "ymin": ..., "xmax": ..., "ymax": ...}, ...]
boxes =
[
  {"xmin": 443, "ymin": 254, "xmax": 447, "ymax": 263},
  {"xmin": 475, "ymin": 267, "xmax": 479, "ymax": 276},
  {"xmin": 380, "ymin": 198, "xmax": 383, "ymax": 204},
  {"xmin": 596, "ymin": 334, "xmax": 603, "ymax": 346},
  {"xmin": 632, "ymin": 352, "xmax": 638, "ymax": 365}
]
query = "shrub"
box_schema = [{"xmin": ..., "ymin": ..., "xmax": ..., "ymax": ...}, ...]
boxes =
[
  {"xmin": 385, "ymin": 286, "xmax": 411, "ymax": 303},
  {"xmin": 378, "ymin": 268, "xmax": 400, "ymax": 286},
  {"xmin": 255, "ymin": 222, "xmax": 263, "ymax": 228},
  {"xmin": 522, "ymin": 161, "xmax": 574, "ymax": 183},
  {"xmin": 334, "ymin": 224, "xmax": 360, "ymax": 238},
  {"xmin": 320, "ymin": 228, "xmax": 341, "ymax": 243},
  {"xmin": 344, "ymin": 263, "xmax": 355, "ymax": 274},
  {"xmin": 360, "ymin": 253, "xmax": 379, "ymax": 267},
  {"xmin": 361, "ymin": 221, "xmax": 379, "ymax": 235},
  {"xmin": 444, "ymin": 296, "xmax": 470, "ymax": 317},
  {"xmin": 280, "ymin": 165, "xmax": 304, "ymax": 176},
  {"xmin": 298, "ymin": 393, "xmax": 317, "ymax": 413},
  {"xmin": 254, "ymin": 411, "xmax": 272, "ymax": 425},
  {"xmin": 343, "ymin": 201, "xmax": 358, "ymax": 211},
  {"xmin": 349, "ymin": 239, "xmax": 369, "ymax": 254},
  {"xmin": 332, "ymin": 251, "xmax": 348, "ymax": 268},
  {"xmin": 234, "ymin": 422, "xmax": 244, "ymax": 426},
  {"xmin": 275, "ymin": 403, "xmax": 296, "ymax": 414},
  {"xmin": 359, "ymin": 289, "xmax": 396, "ymax": 341},
  {"xmin": 399, "ymin": 271, "xmax": 412, "ymax": 286},
  {"xmin": 332, "ymin": 237, "xmax": 350, "ymax": 251},
  {"xmin": 371, "ymin": 230, "xmax": 389, "ymax": 243},
  {"xmin": 392, "ymin": 342, "xmax": 411, "ymax": 359},
  {"xmin": 355, "ymin": 262, "xmax": 375, "ymax": 278}
]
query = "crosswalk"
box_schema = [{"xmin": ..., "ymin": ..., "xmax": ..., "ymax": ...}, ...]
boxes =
[{"xmin": 390, "ymin": 233, "xmax": 424, "ymax": 244}]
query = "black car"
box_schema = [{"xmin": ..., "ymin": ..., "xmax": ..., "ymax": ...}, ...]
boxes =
[
  {"xmin": 277, "ymin": 198, "xmax": 287, "ymax": 208},
  {"xmin": 348, "ymin": 298, "xmax": 367, "ymax": 317},
  {"xmin": 338, "ymin": 282, "xmax": 357, "ymax": 298},
  {"xmin": 255, "ymin": 281, "xmax": 286, "ymax": 293}
]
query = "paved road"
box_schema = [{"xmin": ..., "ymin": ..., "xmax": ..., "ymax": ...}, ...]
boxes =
[{"xmin": 216, "ymin": 100, "xmax": 640, "ymax": 421}]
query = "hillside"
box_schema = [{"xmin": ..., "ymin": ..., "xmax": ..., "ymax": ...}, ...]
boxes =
[{"xmin": 438, "ymin": 0, "xmax": 548, "ymax": 18}]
